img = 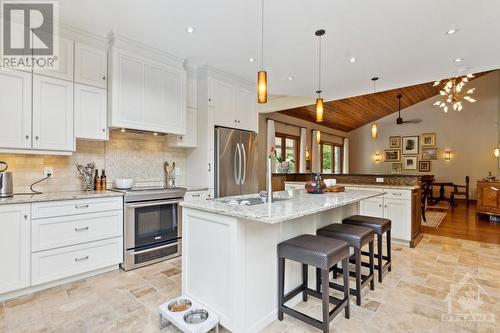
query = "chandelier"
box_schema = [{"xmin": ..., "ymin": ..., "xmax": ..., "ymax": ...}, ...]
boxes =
[{"xmin": 433, "ymin": 74, "xmax": 476, "ymax": 112}]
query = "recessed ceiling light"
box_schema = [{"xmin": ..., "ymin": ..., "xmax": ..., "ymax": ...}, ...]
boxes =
[
  {"xmin": 288, "ymin": 76, "xmax": 294, "ymax": 80},
  {"xmin": 446, "ymin": 28, "xmax": 458, "ymax": 35},
  {"xmin": 120, "ymin": 128, "xmax": 125, "ymax": 132},
  {"xmin": 186, "ymin": 26, "xmax": 195, "ymax": 33},
  {"xmin": 349, "ymin": 57, "xmax": 356, "ymax": 63},
  {"xmin": 454, "ymin": 58, "xmax": 464, "ymax": 63},
  {"xmin": 153, "ymin": 132, "xmax": 158, "ymax": 136},
  {"xmin": 249, "ymin": 57, "xmax": 255, "ymax": 62}
]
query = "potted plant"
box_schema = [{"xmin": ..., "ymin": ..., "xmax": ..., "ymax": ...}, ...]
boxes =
[{"xmin": 276, "ymin": 155, "xmax": 295, "ymax": 174}]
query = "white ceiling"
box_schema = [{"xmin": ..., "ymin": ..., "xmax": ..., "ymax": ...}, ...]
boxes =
[{"xmin": 59, "ymin": 0, "xmax": 500, "ymax": 102}]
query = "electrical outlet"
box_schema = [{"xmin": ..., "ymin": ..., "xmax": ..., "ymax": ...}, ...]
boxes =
[
  {"xmin": 44, "ymin": 167, "xmax": 54, "ymax": 178},
  {"xmin": 376, "ymin": 177, "xmax": 384, "ymax": 183}
]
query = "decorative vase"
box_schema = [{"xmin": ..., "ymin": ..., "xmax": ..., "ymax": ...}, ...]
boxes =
[{"xmin": 277, "ymin": 161, "xmax": 289, "ymax": 174}]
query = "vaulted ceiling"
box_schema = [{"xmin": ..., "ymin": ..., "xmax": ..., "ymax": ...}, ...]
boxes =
[{"xmin": 278, "ymin": 72, "xmax": 489, "ymax": 132}]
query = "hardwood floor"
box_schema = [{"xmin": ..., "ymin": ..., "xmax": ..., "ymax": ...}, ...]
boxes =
[{"xmin": 422, "ymin": 200, "xmax": 500, "ymax": 244}]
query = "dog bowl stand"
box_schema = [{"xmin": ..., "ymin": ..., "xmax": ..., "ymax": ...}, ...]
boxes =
[{"xmin": 159, "ymin": 296, "xmax": 220, "ymax": 333}]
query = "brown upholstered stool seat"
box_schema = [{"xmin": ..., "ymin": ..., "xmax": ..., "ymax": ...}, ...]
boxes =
[
  {"xmin": 317, "ymin": 223, "xmax": 374, "ymax": 248},
  {"xmin": 342, "ymin": 215, "xmax": 391, "ymax": 235}
]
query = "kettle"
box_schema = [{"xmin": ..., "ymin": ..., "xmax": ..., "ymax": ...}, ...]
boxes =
[{"xmin": 0, "ymin": 161, "xmax": 13, "ymax": 198}]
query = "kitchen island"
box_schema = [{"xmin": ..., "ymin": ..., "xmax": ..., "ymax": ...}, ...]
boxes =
[{"xmin": 180, "ymin": 189, "xmax": 383, "ymax": 333}]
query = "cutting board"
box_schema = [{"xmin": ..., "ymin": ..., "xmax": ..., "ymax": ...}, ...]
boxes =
[{"xmin": 324, "ymin": 185, "xmax": 345, "ymax": 193}]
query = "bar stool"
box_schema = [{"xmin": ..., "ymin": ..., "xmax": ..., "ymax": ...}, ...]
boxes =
[
  {"xmin": 317, "ymin": 224, "xmax": 375, "ymax": 306},
  {"xmin": 342, "ymin": 215, "xmax": 392, "ymax": 283},
  {"xmin": 278, "ymin": 234, "xmax": 350, "ymax": 333}
]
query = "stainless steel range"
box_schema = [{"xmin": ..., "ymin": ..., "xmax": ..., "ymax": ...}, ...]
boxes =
[{"xmin": 114, "ymin": 186, "xmax": 186, "ymax": 271}]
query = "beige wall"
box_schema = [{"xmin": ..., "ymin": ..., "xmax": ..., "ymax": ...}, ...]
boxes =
[
  {"xmin": 256, "ymin": 112, "xmax": 348, "ymax": 190},
  {"xmin": 0, "ymin": 131, "xmax": 186, "ymax": 193},
  {"xmin": 349, "ymin": 71, "xmax": 500, "ymax": 199}
]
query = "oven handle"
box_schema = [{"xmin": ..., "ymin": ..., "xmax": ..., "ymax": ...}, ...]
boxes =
[
  {"xmin": 127, "ymin": 241, "xmax": 179, "ymax": 255},
  {"xmin": 126, "ymin": 199, "xmax": 182, "ymax": 209}
]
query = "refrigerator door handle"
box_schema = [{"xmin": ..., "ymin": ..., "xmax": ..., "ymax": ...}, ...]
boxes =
[
  {"xmin": 241, "ymin": 143, "xmax": 247, "ymax": 185},
  {"xmin": 234, "ymin": 144, "xmax": 241, "ymax": 185}
]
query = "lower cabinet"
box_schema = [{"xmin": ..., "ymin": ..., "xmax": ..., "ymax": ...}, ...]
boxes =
[
  {"xmin": 184, "ymin": 189, "xmax": 214, "ymax": 202},
  {"xmin": 0, "ymin": 204, "xmax": 30, "ymax": 294},
  {"xmin": 359, "ymin": 196, "xmax": 384, "ymax": 218}
]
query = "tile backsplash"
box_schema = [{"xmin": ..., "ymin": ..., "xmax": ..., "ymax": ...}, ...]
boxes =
[{"xmin": 0, "ymin": 131, "xmax": 186, "ymax": 193}]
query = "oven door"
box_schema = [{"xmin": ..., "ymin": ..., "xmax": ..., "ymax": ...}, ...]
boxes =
[{"xmin": 123, "ymin": 199, "xmax": 182, "ymax": 270}]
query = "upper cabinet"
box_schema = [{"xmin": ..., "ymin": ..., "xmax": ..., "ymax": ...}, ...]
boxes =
[
  {"xmin": 168, "ymin": 76, "xmax": 198, "ymax": 148},
  {"xmin": 108, "ymin": 35, "xmax": 187, "ymax": 135},
  {"xmin": 75, "ymin": 43, "xmax": 108, "ymax": 88},
  {"xmin": 33, "ymin": 37, "xmax": 74, "ymax": 82},
  {"xmin": 75, "ymin": 84, "xmax": 107, "ymax": 140},
  {"xmin": 210, "ymin": 77, "xmax": 258, "ymax": 132}
]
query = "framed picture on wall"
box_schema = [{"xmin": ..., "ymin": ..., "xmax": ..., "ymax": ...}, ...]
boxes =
[
  {"xmin": 389, "ymin": 136, "xmax": 401, "ymax": 148},
  {"xmin": 391, "ymin": 163, "xmax": 403, "ymax": 174},
  {"xmin": 421, "ymin": 133, "xmax": 436, "ymax": 147},
  {"xmin": 403, "ymin": 156, "xmax": 418, "ymax": 170},
  {"xmin": 402, "ymin": 136, "xmax": 419, "ymax": 155},
  {"xmin": 422, "ymin": 147, "xmax": 438, "ymax": 160},
  {"xmin": 419, "ymin": 161, "xmax": 431, "ymax": 172},
  {"xmin": 384, "ymin": 149, "xmax": 401, "ymax": 162}
]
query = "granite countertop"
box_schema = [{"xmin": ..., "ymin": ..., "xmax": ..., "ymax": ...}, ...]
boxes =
[
  {"xmin": 181, "ymin": 185, "xmax": 210, "ymax": 192},
  {"xmin": 180, "ymin": 189, "xmax": 383, "ymax": 224},
  {"xmin": 0, "ymin": 190, "xmax": 124, "ymax": 206},
  {"xmin": 284, "ymin": 181, "xmax": 419, "ymax": 190}
]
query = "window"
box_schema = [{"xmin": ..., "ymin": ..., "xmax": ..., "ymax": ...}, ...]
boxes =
[
  {"xmin": 321, "ymin": 142, "xmax": 343, "ymax": 174},
  {"xmin": 274, "ymin": 133, "xmax": 299, "ymax": 173}
]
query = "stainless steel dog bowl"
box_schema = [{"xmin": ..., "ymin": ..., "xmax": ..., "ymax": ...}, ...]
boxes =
[
  {"xmin": 167, "ymin": 298, "xmax": 192, "ymax": 312},
  {"xmin": 183, "ymin": 309, "xmax": 209, "ymax": 324}
]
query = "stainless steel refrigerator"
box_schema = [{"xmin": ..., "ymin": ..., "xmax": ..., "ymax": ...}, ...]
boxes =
[{"xmin": 215, "ymin": 127, "xmax": 259, "ymax": 197}]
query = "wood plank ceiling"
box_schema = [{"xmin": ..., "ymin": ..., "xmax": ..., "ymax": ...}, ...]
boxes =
[{"xmin": 278, "ymin": 72, "xmax": 488, "ymax": 132}]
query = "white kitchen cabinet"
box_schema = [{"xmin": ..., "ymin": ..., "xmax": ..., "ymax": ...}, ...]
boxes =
[
  {"xmin": 32, "ymin": 75, "xmax": 74, "ymax": 151},
  {"xmin": 75, "ymin": 84, "xmax": 107, "ymax": 140},
  {"xmin": 212, "ymin": 78, "xmax": 237, "ymax": 128},
  {"xmin": 359, "ymin": 196, "xmax": 384, "ymax": 218},
  {"xmin": 0, "ymin": 69, "xmax": 32, "ymax": 150},
  {"xmin": 168, "ymin": 107, "xmax": 197, "ymax": 147},
  {"xmin": 187, "ymin": 77, "xmax": 198, "ymax": 108},
  {"xmin": 34, "ymin": 37, "xmax": 74, "ymax": 82},
  {"xmin": 75, "ymin": 42, "xmax": 107, "ymax": 88},
  {"xmin": 0, "ymin": 204, "xmax": 30, "ymax": 294},
  {"xmin": 383, "ymin": 198, "xmax": 412, "ymax": 241},
  {"xmin": 236, "ymin": 87, "xmax": 258, "ymax": 132},
  {"xmin": 109, "ymin": 42, "xmax": 187, "ymax": 135}
]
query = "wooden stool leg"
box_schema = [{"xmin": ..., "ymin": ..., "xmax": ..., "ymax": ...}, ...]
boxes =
[
  {"xmin": 278, "ymin": 257, "xmax": 285, "ymax": 321},
  {"xmin": 355, "ymin": 248, "xmax": 362, "ymax": 306},
  {"xmin": 369, "ymin": 240, "xmax": 375, "ymax": 290},
  {"xmin": 387, "ymin": 230, "xmax": 392, "ymax": 272},
  {"xmin": 377, "ymin": 234, "xmax": 383, "ymax": 282},
  {"xmin": 321, "ymin": 269, "xmax": 330, "ymax": 333},
  {"xmin": 316, "ymin": 267, "xmax": 321, "ymax": 292},
  {"xmin": 302, "ymin": 263, "xmax": 308, "ymax": 302},
  {"xmin": 342, "ymin": 257, "xmax": 350, "ymax": 319}
]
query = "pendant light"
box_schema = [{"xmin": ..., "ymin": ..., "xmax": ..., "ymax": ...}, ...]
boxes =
[
  {"xmin": 370, "ymin": 77, "xmax": 379, "ymax": 139},
  {"xmin": 257, "ymin": 0, "xmax": 267, "ymax": 103},
  {"xmin": 315, "ymin": 29, "xmax": 325, "ymax": 122}
]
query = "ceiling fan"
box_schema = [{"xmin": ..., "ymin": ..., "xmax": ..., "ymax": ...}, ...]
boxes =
[{"xmin": 396, "ymin": 94, "xmax": 422, "ymax": 125}]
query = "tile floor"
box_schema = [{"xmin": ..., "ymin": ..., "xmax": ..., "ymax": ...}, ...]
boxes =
[{"xmin": 0, "ymin": 234, "xmax": 498, "ymax": 332}]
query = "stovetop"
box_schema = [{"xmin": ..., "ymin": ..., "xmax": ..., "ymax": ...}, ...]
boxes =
[{"xmin": 111, "ymin": 186, "xmax": 186, "ymax": 202}]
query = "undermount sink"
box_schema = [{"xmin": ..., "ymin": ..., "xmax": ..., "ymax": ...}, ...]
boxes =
[{"xmin": 223, "ymin": 196, "xmax": 290, "ymax": 206}]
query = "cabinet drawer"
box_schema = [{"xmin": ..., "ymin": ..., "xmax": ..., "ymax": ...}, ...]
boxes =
[
  {"xmin": 32, "ymin": 210, "xmax": 123, "ymax": 252},
  {"xmin": 31, "ymin": 237, "xmax": 123, "ymax": 286},
  {"xmin": 383, "ymin": 189, "xmax": 411, "ymax": 200},
  {"xmin": 32, "ymin": 197, "xmax": 123, "ymax": 219},
  {"xmin": 184, "ymin": 191, "xmax": 207, "ymax": 202}
]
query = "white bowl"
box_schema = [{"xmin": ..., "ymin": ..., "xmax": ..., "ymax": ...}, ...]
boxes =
[{"xmin": 115, "ymin": 179, "xmax": 134, "ymax": 189}]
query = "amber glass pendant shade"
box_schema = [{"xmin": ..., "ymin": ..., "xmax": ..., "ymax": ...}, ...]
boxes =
[
  {"xmin": 371, "ymin": 123, "xmax": 378, "ymax": 140},
  {"xmin": 316, "ymin": 130, "xmax": 321, "ymax": 144},
  {"xmin": 315, "ymin": 97, "xmax": 324, "ymax": 122},
  {"xmin": 257, "ymin": 71, "xmax": 267, "ymax": 103}
]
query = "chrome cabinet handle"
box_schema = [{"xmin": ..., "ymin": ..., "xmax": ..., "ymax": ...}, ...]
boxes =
[
  {"xmin": 25, "ymin": 135, "xmax": 29, "ymax": 140},
  {"xmin": 35, "ymin": 136, "xmax": 39, "ymax": 140},
  {"xmin": 192, "ymin": 194, "xmax": 201, "ymax": 197},
  {"xmin": 75, "ymin": 204, "xmax": 89, "ymax": 209},
  {"xmin": 74, "ymin": 226, "xmax": 89, "ymax": 232},
  {"xmin": 102, "ymin": 128, "xmax": 106, "ymax": 132},
  {"xmin": 208, "ymin": 163, "xmax": 211, "ymax": 172},
  {"xmin": 24, "ymin": 215, "xmax": 28, "ymax": 219},
  {"xmin": 74, "ymin": 256, "xmax": 89, "ymax": 262},
  {"xmin": 102, "ymin": 75, "xmax": 106, "ymax": 80},
  {"xmin": 392, "ymin": 193, "xmax": 402, "ymax": 196}
]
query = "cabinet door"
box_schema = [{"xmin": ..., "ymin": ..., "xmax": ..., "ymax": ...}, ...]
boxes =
[
  {"xmin": 163, "ymin": 67, "xmax": 186, "ymax": 134},
  {"xmin": 384, "ymin": 198, "xmax": 412, "ymax": 241},
  {"xmin": 34, "ymin": 37, "xmax": 74, "ymax": 81},
  {"xmin": 116, "ymin": 53, "xmax": 144, "ymax": 125},
  {"xmin": 75, "ymin": 84, "xmax": 107, "ymax": 140},
  {"xmin": 212, "ymin": 79, "xmax": 237, "ymax": 128},
  {"xmin": 187, "ymin": 77, "xmax": 198, "ymax": 108},
  {"xmin": 32, "ymin": 75, "xmax": 74, "ymax": 151},
  {"xmin": 172, "ymin": 107, "xmax": 197, "ymax": 147},
  {"xmin": 0, "ymin": 204, "xmax": 30, "ymax": 294},
  {"xmin": 236, "ymin": 88, "xmax": 258, "ymax": 132},
  {"xmin": 74, "ymin": 43, "xmax": 107, "ymax": 88},
  {"xmin": 359, "ymin": 197, "xmax": 384, "ymax": 218},
  {"xmin": 0, "ymin": 69, "xmax": 32, "ymax": 149}
]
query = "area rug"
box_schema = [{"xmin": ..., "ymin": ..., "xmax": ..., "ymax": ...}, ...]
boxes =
[
  {"xmin": 426, "ymin": 201, "xmax": 451, "ymax": 211},
  {"xmin": 422, "ymin": 210, "xmax": 447, "ymax": 228}
]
